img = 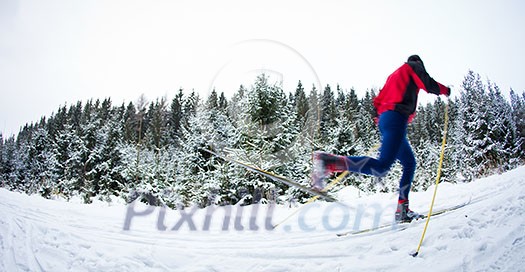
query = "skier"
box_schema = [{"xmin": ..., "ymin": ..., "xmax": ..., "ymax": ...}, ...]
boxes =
[{"xmin": 312, "ymin": 55, "xmax": 451, "ymax": 223}]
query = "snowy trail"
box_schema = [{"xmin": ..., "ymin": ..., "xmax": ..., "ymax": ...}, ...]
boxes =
[{"xmin": 1, "ymin": 167, "xmax": 524, "ymax": 271}]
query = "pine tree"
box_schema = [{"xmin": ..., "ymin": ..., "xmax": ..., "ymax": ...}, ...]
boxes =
[
  {"xmin": 306, "ymin": 84, "xmax": 321, "ymax": 146},
  {"xmin": 325, "ymin": 87, "xmax": 356, "ymax": 155},
  {"xmin": 168, "ymin": 89, "xmax": 184, "ymax": 142},
  {"xmin": 440, "ymin": 99, "xmax": 459, "ymax": 184},
  {"xmin": 354, "ymin": 89, "xmax": 379, "ymax": 152},
  {"xmin": 0, "ymin": 133, "xmax": 4, "ymax": 185},
  {"xmin": 510, "ymin": 89, "xmax": 525, "ymax": 157},
  {"xmin": 344, "ymin": 88, "xmax": 359, "ymax": 122},
  {"xmin": 451, "ymin": 94, "xmax": 473, "ymax": 182},
  {"xmin": 408, "ymin": 105, "xmax": 426, "ymax": 147},
  {"xmin": 293, "ymin": 80, "xmax": 309, "ymax": 126},
  {"xmin": 486, "ymin": 82, "xmax": 521, "ymax": 171},
  {"xmin": 218, "ymin": 91, "xmax": 228, "ymax": 111},
  {"xmin": 247, "ymin": 74, "xmax": 282, "ymax": 126},
  {"xmin": 207, "ymin": 88, "xmax": 219, "ymax": 110},
  {"xmin": 29, "ymin": 126, "xmax": 60, "ymax": 197},
  {"xmin": 456, "ymin": 71, "xmax": 491, "ymax": 178},
  {"xmin": 98, "ymin": 110, "xmax": 125, "ymax": 200},
  {"xmin": 122, "ymin": 102, "xmax": 138, "ymax": 144},
  {"xmin": 227, "ymin": 85, "xmax": 247, "ymax": 125},
  {"xmin": 145, "ymin": 97, "xmax": 169, "ymax": 150},
  {"xmin": 0, "ymin": 136, "xmax": 17, "ymax": 188},
  {"xmin": 320, "ymin": 84, "xmax": 337, "ymax": 142},
  {"xmin": 176, "ymin": 100, "xmax": 240, "ymax": 207},
  {"xmin": 228, "ymin": 74, "xmax": 298, "ymax": 203},
  {"xmin": 183, "ymin": 90, "xmax": 199, "ymax": 125}
]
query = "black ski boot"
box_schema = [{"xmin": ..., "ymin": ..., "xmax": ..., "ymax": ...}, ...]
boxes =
[{"xmin": 395, "ymin": 200, "xmax": 423, "ymax": 223}]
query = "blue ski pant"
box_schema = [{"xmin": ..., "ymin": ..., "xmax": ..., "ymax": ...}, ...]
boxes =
[{"xmin": 345, "ymin": 110, "xmax": 416, "ymax": 201}]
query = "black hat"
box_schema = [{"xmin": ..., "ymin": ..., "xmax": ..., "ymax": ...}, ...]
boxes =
[{"xmin": 407, "ymin": 55, "xmax": 424, "ymax": 67}]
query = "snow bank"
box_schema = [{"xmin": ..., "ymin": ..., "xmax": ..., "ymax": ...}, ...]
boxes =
[{"xmin": 1, "ymin": 166, "xmax": 524, "ymax": 271}]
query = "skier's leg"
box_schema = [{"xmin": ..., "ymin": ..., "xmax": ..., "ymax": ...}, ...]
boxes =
[
  {"xmin": 312, "ymin": 111, "xmax": 408, "ymax": 189},
  {"xmin": 395, "ymin": 137, "xmax": 423, "ymax": 222},
  {"xmin": 396, "ymin": 137, "xmax": 416, "ymax": 201},
  {"xmin": 345, "ymin": 111, "xmax": 407, "ymax": 176}
]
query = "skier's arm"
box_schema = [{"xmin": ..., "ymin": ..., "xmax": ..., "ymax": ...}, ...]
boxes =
[{"xmin": 408, "ymin": 61, "xmax": 451, "ymax": 96}]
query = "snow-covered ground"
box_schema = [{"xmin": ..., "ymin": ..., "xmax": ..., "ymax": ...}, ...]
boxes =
[{"xmin": 1, "ymin": 167, "xmax": 524, "ymax": 272}]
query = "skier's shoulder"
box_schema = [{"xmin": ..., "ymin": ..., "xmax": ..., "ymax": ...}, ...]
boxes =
[{"xmin": 405, "ymin": 61, "xmax": 426, "ymax": 75}]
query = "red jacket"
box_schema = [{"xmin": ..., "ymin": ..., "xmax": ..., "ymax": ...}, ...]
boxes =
[{"xmin": 373, "ymin": 61, "xmax": 450, "ymax": 122}]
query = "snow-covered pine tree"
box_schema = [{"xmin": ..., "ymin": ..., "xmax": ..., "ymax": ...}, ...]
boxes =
[
  {"xmin": 0, "ymin": 135, "xmax": 17, "ymax": 188},
  {"xmin": 343, "ymin": 88, "xmax": 359, "ymax": 126},
  {"xmin": 0, "ymin": 133, "xmax": 4, "ymax": 184},
  {"xmin": 98, "ymin": 108, "xmax": 125, "ymax": 201},
  {"xmin": 440, "ymin": 99, "xmax": 459, "ymax": 184},
  {"xmin": 455, "ymin": 71, "xmax": 491, "ymax": 179},
  {"xmin": 176, "ymin": 93, "xmax": 203, "ymax": 206},
  {"xmin": 183, "ymin": 90, "xmax": 199, "ymax": 127},
  {"xmin": 145, "ymin": 97, "xmax": 170, "ymax": 151},
  {"xmin": 293, "ymin": 80, "xmax": 309, "ymax": 127},
  {"xmin": 306, "ymin": 84, "xmax": 321, "ymax": 146},
  {"xmin": 176, "ymin": 94, "xmax": 241, "ymax": 207},
  {"xmin": 486, "ymin": 82, "xmax": 521, "ymax": 171},
  {"xmin": 353, "ymin": 89, "xmax": 379, "ymax": 153},
  {"xmin": 510, "ymin": 89, "xmax": 525, "ymax": 156},
  {"xmin": 320, "ymin": 84, "xmax": 337, "ymax": 143},
  {"xmin": 207, "ymin": 88, "xmax": 219, "ymax": 110},
  {"xmin": 226, "ymin": 85, "xmax": 247, "ymax": 125},
  {"xmin": 28, "ymin": 125, "xmax": 60, "ymax": 197},
  {"xmin": 325, "ymin": 87, "xmax": 356, "ymax": 155},
  {"xmin": 168, "ymin": 89, "xmax": 184, "ymax": 144},
  {"xmin": 269, "ymin": 92, "xmax": 313, "ymax": 202},
  {"xmin": 408, "ymin": 105, "xmax": 426, "ymax": 147},
  {"xmin": 234, "ymin": 74, "xmax": 288, "ymax": 203},
  {"xmin": 410, "ymin": 103, "xmax": 435, "ymax": 190},
  {"xmin": 218, "ymin": 91, "xmax": 228, "ymax": 111},
  {"xmin": 122, "ymin": 102, "xmax": 138, "ymax": 144},
  {"xmin": 77, "ymin": 98, "xmax": 123, "ymax": 201}
]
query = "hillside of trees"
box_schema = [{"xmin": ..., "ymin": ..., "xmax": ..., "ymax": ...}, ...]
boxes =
[{"xmin": 1, "ymin": 71, "xmax": 524, "ymax": 208}]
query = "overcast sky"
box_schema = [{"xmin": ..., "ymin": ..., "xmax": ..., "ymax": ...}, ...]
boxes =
[{"xmin": 1, "ymin": 0, "xmax": 524, "ymax": 137}]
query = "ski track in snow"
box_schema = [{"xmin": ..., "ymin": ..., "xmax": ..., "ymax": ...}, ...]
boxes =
[{"xmin": 1, "ymin": 167, "xmax": 524, "ymax": 272}]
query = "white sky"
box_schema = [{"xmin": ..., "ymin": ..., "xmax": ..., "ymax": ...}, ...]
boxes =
[{"xmin": 1, "ymin": 0, "xmax": 524, "ymax": 137}]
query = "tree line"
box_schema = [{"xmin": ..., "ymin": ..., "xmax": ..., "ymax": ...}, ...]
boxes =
[{"xmin": 0, "ymin": 71, "xmax": 524, "ymax": 207}]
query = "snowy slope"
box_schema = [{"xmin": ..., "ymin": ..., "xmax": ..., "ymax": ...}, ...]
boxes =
[{"xmin": 1, "ymin": 167, "xmax": 524, "ymax": 272}]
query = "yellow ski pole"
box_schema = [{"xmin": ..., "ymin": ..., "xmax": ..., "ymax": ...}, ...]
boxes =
[{"xmin": 412, "ymin": 103, "xmax": 449, "ymax": 257}]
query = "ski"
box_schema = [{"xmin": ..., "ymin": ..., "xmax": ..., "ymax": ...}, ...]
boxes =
[
  {"xmin": 202, "ymin": 148, "xmax": 338, "ymax": 202},
  {"xmin": 336, "ymin": 199, "xmax": 471, "ymax": 237}
]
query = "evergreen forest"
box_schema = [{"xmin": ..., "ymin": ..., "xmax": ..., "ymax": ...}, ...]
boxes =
[{"xmin": 1, "ymin": 71, "xmax": 524, "ymax": 208}]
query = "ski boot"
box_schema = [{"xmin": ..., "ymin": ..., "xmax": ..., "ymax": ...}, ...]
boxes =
[
  {"xmin": 395, "ymin": 200, "xmax": 424, "ymax": 223},
  {"xmin": 311, "ymin": 151, "xmax": 348, "ymax": 191}
]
